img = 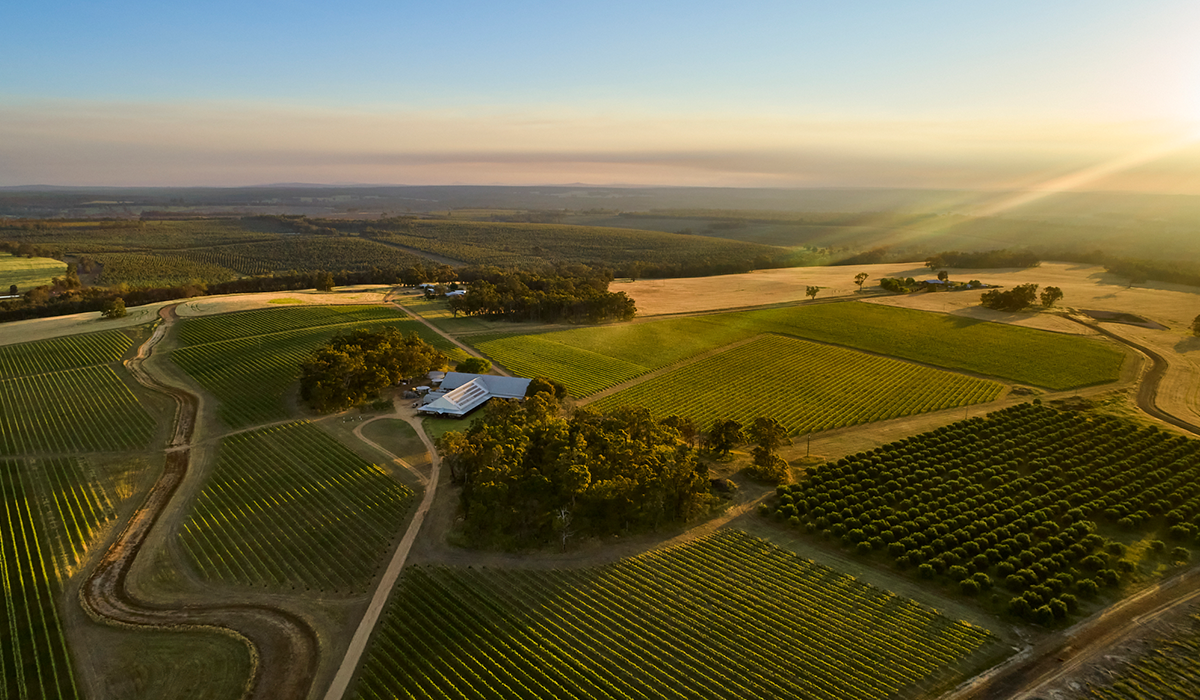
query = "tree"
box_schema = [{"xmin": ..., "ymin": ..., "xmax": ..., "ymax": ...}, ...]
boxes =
[
  {"xmin": 749, "ymin": 417, "xmax": 791, "ymax": 452},
  {"xmin": 854, "ymin": 272, "xmax": 869, "ymax": 291},
  {"xmin": 937, "ymin": 270, "xmax": 949, "ymax": 283},
  {"xmin": 300, "ymin": 328, "xmax": 447, "ymax": 412},
  {"xmin": 101, "ymin": 297, "xmax": 126, "ymax": 319},
  {"xmin": 525, "ymin": 376, "xmax": 567, "ymax": 400},
  {"xmin": 980, "ymin": 283, "xmax": 1039, "ymax": 311},
  {"xmin": 706, "ymin": 419, "xmax": 744, "ymax": 458},
  {"xmin": 1040, "ymin": 286, "xmax": 1063, "ymax": 308},
  {"xmin": 456, "ymin": 357, "xmax": 492, "ymax": 374},
  {"xmin": 806, "ymin": 285, "xmax": 820, "ymax": 301},
  {"xmin": 314, "ymin": 271, "xmax": 335, "ymax": 292},
  {"xmin": 7, "ymin": 284, "xmax": 16, "ymax": 296},
  {"xmin": 1192, "ymin": 314, "xmax": 1200, "ymax": 336}
]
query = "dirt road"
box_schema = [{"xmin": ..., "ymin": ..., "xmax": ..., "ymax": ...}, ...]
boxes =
[
  {"xmin": 321, "ymin": 412, "xmax": 442, "ymax": 700},
  {"xmin": 78, "ymin": 305, "xmax": 320, "ymax": 700}
]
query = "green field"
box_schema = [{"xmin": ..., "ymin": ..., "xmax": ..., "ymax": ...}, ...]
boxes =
[
  {"xmin": 172, "ymin": 306, "xmax": 468, "ymax": 428},
  {"xmin": 470, "ymin": 301, "xmax": 1123, "ymax": 395},
  {"xmin": 0, "ymin": 253, "xmax": 67, "ymax": 293},
  {"xmin": 175, "ymin": 305, "xmax": 410, "ymax": 346},
  {"xmin": 590, "ymin": 335, "xmax": 1003, "ymax": 434},
  {"xmin": 360, "ymin": 419, "xmax": 431, "ymax": 471},
  {"xmin": 351, "ymin": 530, "xmax": 997, "ymax": 700},
  {"xmin": 177, "ymin": 421, "xmax": 413, "ymax": 593},
  {"xmin": 1, "ymin": 457, "xmax": 117, "ymax": 699}
]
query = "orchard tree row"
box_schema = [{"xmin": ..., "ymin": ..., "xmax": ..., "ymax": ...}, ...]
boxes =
[{"xmin": 765, "ymin": 403, "xmax": 1200, "ymax": 624}]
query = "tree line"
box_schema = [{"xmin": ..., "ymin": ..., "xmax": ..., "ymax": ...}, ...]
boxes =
[{"xmin": 447, "ymin": 268, "xmax": 636, "ymax": 323}]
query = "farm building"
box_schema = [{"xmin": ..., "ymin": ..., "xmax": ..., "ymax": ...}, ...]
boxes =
[{"xmin": 418, "ymin": 372, "xmax": 531, "ymax": 418}]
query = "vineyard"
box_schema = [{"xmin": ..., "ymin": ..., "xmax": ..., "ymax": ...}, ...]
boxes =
[
  {"xmin": 0, "ymin": 365, "xmax": 156, "ymax": 455},
  {"xmin": 172, "ymin": 306, "xmax": 467, "ymax": 428},
  {"xmin": 0, "ymin": 329, "xmax": 133, "ymax": 379},
  {"xmin": 189, "ymin": 237, "xmax": 428, "ymax": 274},
  {"xmin": 1, "ymin": 457, "xmax": 116, "ymax": 699},
  {"xmin": 1085, "ymin": 608, "xmax": 1200, "ymax": 699},
  {"xmin": 175, "ymin": 304, "xmax": 410, "ymax": 346},
  {"xmin": 351, "ymin": 530, "xmax": 999, "ymax": 700},
  {"xmin": 473, "ymin": 333, "xmax": 650, "ymax": 397},
  {"xmin": 768, "ymin": 403, "xmax": 1200, "ymax": 623},
  {"xmin": 96, "ymin": 252, "xmax": 241, "ymax": 287},
  {"xmin": 589, "ymin": 335, "xmax": 1004, "ymax": 433},
  {"xmin": 177, "ymin": 422, "xmax": 413, "ymax": 593},
  {"xmin": 360, "ymin": 219, "xmax": 784, "ymax": 270},
  {"xmin": 466, "ymin": 301, "xmax": 1122, "ymax": 398}
]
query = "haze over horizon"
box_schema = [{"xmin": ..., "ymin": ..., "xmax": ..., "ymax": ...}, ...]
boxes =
[{"xmin": 4, "ymin": 1, "xmax": 1199, "ymax": 194}]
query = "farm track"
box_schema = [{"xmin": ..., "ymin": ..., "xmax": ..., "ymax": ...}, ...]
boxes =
[
  {"xmin": 77, "ymin": 304, "xmax": 320, "ymax": 700},
  {"xmin": 386, "ymin": 293, "xmax": 512, "ymax": 376},
  {"xmin": 322, "ymin": 410, "xmax": 442, "ymax": 700},
  {"xmin": 1073, "ymin": 318, "xmax": 1200, "ymax": 436}
]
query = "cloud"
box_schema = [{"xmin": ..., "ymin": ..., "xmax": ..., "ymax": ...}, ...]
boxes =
[{"xmin": 2, "ymin": 99, "xmax": 1197, "ymax": 191}]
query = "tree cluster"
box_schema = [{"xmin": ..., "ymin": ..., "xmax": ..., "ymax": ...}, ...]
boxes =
[
  {"xmin": 300, "ymin": 328, "xmax": 448, "ymax": 412},
  {"xmin": 880, "ymin": 277, "xmax": 920, "ymax": 293},
  {"xmin": 437, "ymin": 399, "xmax": 718, "ymax": 549},
  {"xmin": 447, "ymin": 269, "xmax": 636, "ymax": 323},
  {"xmin": 980, "ymin": 283, "xmax": 1040, "ymax": 311}
]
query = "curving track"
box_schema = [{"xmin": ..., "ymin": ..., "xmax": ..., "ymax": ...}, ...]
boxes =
[{"xmin": 78, "ymin": 305, "xmax": 320, "ymax": 700}]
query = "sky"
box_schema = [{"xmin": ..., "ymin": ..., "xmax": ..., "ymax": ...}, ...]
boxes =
[{"xmin": 3, "ymin": 1, "xmax": 1200, "ymax": 190}]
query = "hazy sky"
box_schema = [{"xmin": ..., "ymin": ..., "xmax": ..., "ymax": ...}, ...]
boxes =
[{"xmin": 3, "ymin": 1, "xmax": 1199, "ymax": 190}]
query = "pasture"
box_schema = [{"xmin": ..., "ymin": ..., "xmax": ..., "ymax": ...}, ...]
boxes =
[
  {"xmin": 351, "ymin": 530, "xmax": 998, "ymax": 700},
  {"xmin": 589, "ymin": 334, "xmax": 1003, "ymax": 434},
  {"xmin": 177, "ymin": 421, "xmax": 413, "ymax": 593},
  {"xmin": 0, "ymin": 253, "xmax": 66, "ymax": 293}
]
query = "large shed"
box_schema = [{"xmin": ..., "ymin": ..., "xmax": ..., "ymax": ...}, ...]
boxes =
[{"xmin": 418, "ymin": 373, "xmax": 532, "ymax": 418}]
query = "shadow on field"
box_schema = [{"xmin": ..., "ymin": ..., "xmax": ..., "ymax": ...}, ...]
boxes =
[{"xmin": 1176, "ymin": 336, "xmax": 1200, "ymax": 354}]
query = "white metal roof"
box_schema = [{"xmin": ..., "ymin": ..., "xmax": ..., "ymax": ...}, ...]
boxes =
[
  {"xmin": 419, "ymin": 377, "xmax": 492, "ymax": 416},
  {"xmin": 440, "ymin": 372, "xmax": 530, "ymax": 399}
]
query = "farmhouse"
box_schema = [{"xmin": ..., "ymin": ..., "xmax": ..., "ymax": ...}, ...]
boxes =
[{"xmin": 418, "ymin": 372, "xmax": 531, "ymax": 418}]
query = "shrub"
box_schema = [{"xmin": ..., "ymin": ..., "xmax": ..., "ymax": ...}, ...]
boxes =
[{"xmin": 960, "ymin": 579, "xmax": 980, "ymax": 595}]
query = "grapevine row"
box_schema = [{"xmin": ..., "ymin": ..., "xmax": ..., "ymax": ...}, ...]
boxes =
[
  {"xmin": 0, "ymin": 366, "xmax": 156, "ymax": 455},
  {"xmin": 177, "ymin": 422, "xmax": 413, "ymax": 593},
  {"xmin": 351, "ymin": 530, "xmax": 996, "ymax": 700},
  {"xmin": 591, "ymin": 334, "xmax": 1002, "ymax": 433},
  {"xmin": 0, "ymin": 330, "xmax": 132, "ymax": 380}
]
